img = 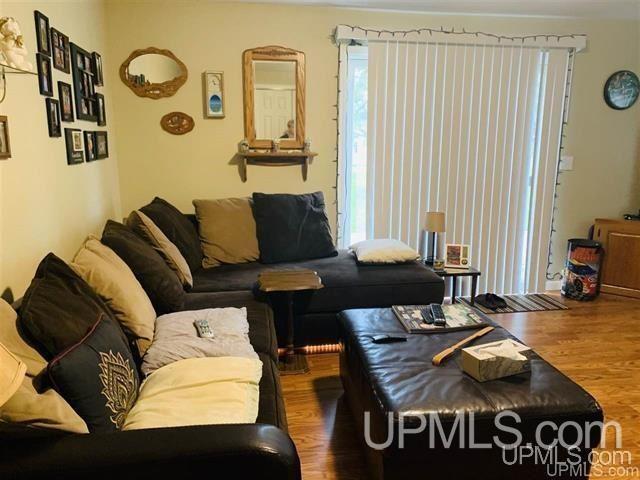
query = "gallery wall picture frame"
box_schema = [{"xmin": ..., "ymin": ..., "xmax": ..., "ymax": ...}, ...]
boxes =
[
  {"xmin": 45, "ymin": 98, "xmax": 61, "ymax": 138},
  {"xmin": 95, "ymin": 131, "xmax": 108, "ymax": 159},
  {"xmin": 203, "ymin": 71, "xmax": 225, "ymax": 118},
  {"xmin": 50, "ymin": 28, "xmax": 70, "ymax": 74},
  {"xmin": 64, "ymin": 128, "xmax": 84, "ymax": 165},
  {"xmin": 92, "ymin": 52, "xmax": 104, "ymax": 86},
  {"xmin": 84, "ymin": 131, "xmax": 97, "ymax": 162},
  {"xmin": 0, "ymin": 116, "xmax": 11, "ymax": 160},
  {"xmin": 36, "ymin": 53, "xmax": 53, "ymax": 97},
  {"xmin": 58, "ymin": 81, "xmax": 74, "ymax": 122},
  {"xmin": 95, "ymin": 93, "xmax": 107, "ymax": 126},
  {"xmin": 70, "ymin": 43, "xmax": 97, "ymax": 122},
  {"xmin": 34, "ymin": 11, "xmax": 51, "ymax": 56}
]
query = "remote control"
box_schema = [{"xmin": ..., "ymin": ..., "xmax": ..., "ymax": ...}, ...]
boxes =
[
  {"xmin": 430, "ymin": 304, "xmax": 447, "ymax": 327},
  {"xmin": 194, "ymin": 319, "xmax": 214, "ymax": 338},
  {"xmin": 371, "ymin": 334, "xmax": 407, "ymax": 344}
]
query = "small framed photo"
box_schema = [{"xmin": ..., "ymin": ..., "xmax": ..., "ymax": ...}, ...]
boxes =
[
  {"xmin": 50, "ymin": 28, "xmax": 70, "ymax": 73},
  {"xmin": 203, "ymin": 71, "xmax": 225, "ymax": 118},
  {"xmin": 36, "ymin": 53, "xmax": 53, "ymax": 96},
  {"xmin": 84, "ymin": 131, "xmax": 97, "ymax": 162},
  {"xmin": 445, "ymin": 244, "xmax": 471, "ymax": 269},
  {"xmin": 58, "ymin": 82, "xmax": 74, "ymax": 122},
  {"xmin": 95, "ymin": 93, "xmax": 106, "ymax": 126},
  {"xmin": 64, "ymin": 128, "xmax": 84, "ymax": 165},
  {"xmin": 95, "ymin": 131, "xmax": 109, "ymax": 159},
  {"xmin": 34, "ymin": 11, "xmax": 50, "ymax": 56},
  {"xmin": 0, "ymin": 116, "xmax": 11, "ymax": 160},
  {"xmin": 92, "ymin": 52, "xmax": 104, "ymax": 86},
  {"xmin": 45, "ymin": 98, "xmax": 62, "ymax": 137}
]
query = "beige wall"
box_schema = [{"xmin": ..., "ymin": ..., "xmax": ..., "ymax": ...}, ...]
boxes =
[
  {"xmin": 0, "ymin": 1, "xmax": 121, "ymax": 296},
  {"xmin": 1, "ymin": 1, "xmax": 637, "ymax": 296},
  {"xmin": 107, "ymin": 1, "xmax": 639, "ymax": 279}
]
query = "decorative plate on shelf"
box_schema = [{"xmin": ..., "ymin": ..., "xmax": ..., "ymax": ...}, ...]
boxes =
[{"xmin": 604, "ymin": 70, "xmax": 639, "ymax": 110}]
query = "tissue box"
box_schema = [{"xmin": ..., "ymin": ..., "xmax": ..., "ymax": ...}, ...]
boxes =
[{"xmin": 461, "ymin": 339, "xmax": 531, "ymax": 382}]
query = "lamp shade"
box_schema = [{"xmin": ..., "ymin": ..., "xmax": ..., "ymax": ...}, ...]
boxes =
[
  {"xmin": 425, "ymin": 212, "xmax": 445, "ymax": 232},
  {"xmin": 0, "ymin": 342, "xmax": 26, "ymax": 407}
]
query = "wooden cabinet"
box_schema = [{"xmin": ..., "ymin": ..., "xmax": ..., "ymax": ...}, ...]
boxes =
[{"xmin": 594, "ymin": 218, "xmax": 640, "ymax": 299}]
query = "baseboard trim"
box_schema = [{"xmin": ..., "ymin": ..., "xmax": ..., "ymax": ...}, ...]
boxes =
[{"xmin": 545, "ymin": 280, "xmax": 562, "ymax": 291}]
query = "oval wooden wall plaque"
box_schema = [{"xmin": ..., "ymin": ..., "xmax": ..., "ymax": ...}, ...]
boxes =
[{"xmin": 160, "ymin": 112, "xmax": 194, "ymax": 135}]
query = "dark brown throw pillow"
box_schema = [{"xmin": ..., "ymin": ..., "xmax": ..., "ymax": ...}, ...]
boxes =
[
  {"xmin": 252, "ymin": 192, "xmax": 337, "ymax": 264},
  {"xmin": 18, "ymin": 253, "xmax": 117, "ymax": 359},
  {"xmin": 48, "ymin": 313, "xmax": 139, "ymax": 433},
  {"xmin": 101, "ymin": 220, "xmax": 185, "ymax": 315},
  {"xmin": 140, "ymin": 197, "xmax": 203, "ymax": 272}
]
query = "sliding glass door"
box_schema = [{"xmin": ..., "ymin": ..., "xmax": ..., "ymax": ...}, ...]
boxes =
[{"xmin": 341, "ymin": 43, "xmax": 572, "ymax": 295}]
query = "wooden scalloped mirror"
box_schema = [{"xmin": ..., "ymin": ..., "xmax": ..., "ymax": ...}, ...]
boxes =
[
  {"xmin": 243, "ymin": 46, "xmax": 305, "ymax": 149},
  {"xmin": 120, "ymin": 47, "xmax": 188, "ymax": 99}
]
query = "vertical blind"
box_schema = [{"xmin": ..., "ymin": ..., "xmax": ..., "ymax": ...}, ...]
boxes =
[{"xmin": 361, "ymin": 39, "xmax": 573, "ymax": 294}]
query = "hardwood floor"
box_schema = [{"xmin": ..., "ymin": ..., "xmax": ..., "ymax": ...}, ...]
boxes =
[{"xmin": 280, "ymin": 294, "xmax": 640, "ymax": 479}]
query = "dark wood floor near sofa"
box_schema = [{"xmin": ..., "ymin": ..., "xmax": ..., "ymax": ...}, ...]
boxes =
[{"xmin": 281, "ymin": 294, "xmax": 640, "ymax": 480}]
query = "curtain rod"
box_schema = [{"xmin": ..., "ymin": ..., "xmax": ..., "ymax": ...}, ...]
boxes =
[{"xmin": 334, "ymin": 24, "xmax": 587, "ymax": 51}]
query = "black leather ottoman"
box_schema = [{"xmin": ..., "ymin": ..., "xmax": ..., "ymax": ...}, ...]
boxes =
[{"xmin": 339, "ymin": 309, "xmax": 603, "ymax": 480}]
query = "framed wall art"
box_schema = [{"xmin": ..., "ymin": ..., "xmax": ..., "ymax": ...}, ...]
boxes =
[
  {"xmin": 92, "ymin": 52, "xmax": 104, "ymax": 86},
  {"xmin": 95, "ymin": 131, "xmax": 108, "ymax": 159},
  {"xmin": 0, "ymin": 116, "xmax": 11, "ymax": 160},
  {"xmin": 95, "ymin": 93, "xmax": 106, "ymax": 126},
  {"xmin": 58, "ymin": 81, "xmax": 74, "ymax": 122},
  {"xmin": 70, "ymin": 43, "xmax": 97, "ymax": 122},
  {"xmin": 203, "ymin": 71, "xmax": 224, "ymax": 118},
  {"xmin": 51, "ymin": 28, "xmax": 70, "ymax": 73},
  {"xmin": 84, "ymin": 131, "xmax": 96, "ymax": 162},
  {"xmin": 36, "ymin": 53, "xmax": 53, "ymax": 96},
  {"xmin": 34, "ymin": 11, "xmax": 50, "ymax": 56},
  {"xmin": 64, "ymin": 128, "xmax": 84, "ymax": 165},
  {"xmin": 45, "ymin": 98, "xmax": 61, "ymax": 137}
]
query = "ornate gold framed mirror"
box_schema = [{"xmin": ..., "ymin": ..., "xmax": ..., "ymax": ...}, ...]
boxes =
[
  {"xmin": 120, "ymin": 47, "xmax": 188, "ymax": 99},
  {"xmin": 242, "ymin": 46, "xmax": 305, "ymax": 149}
]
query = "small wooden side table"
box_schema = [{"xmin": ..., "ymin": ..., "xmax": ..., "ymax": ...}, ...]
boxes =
[
  {"xmin": 257, "ymin": 269, "xmax": 323, "ymax": 375},
  {"xmin": 430, "ymin": 267, "xmax": 481, "ymax": 305}
]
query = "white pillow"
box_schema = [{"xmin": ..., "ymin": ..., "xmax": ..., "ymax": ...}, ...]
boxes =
[
  {"xmin": 141, "ymin": 307, "xmax": 258, "ymax": 376},
  {"xmin": 350, "ymin": 239, "xmax": 420, "ymax": 264},
  {"xmin": 123, "ymin": 356, "xmax": 262, "ymax": 430}
]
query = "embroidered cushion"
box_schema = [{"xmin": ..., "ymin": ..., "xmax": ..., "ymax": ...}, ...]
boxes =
[
  {"xmin": 48, "ymin": 313, "xmax": 139, "ymax": 433},
  {"xmin": 124, "ymin": 357, "xmax": 261, "ymax": 431}
]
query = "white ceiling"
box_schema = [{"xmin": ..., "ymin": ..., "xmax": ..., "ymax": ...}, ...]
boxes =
[{"xmin": 223, "ymin": 0, "xmax": 640, "ymax": 19}]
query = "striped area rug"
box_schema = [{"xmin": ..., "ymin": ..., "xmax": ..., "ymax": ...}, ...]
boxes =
[{"xmin": 459, "ymin": 294, "xmax": 568, "ymax": 314}]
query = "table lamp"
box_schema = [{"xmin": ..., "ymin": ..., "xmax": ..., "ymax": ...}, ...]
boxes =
[
  {"xmin": 0, "ymin": 342, "xmax": 26, "ymax": 407},
  {"xmin": 424, "ymin": 211, "xmax": 445, "ymax": 265}
]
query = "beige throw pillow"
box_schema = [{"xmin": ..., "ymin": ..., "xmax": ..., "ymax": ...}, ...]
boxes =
[
  {"xmin": 123, "ymin": 356, "xmax": 262, "ymax": 431},
  {"xmin": 127, "ymin": 210, "xmax": 193, "ymax": 289},
  {"xmin": 0, "ymin": 299, "xmax": 88, "ymax": 433},
  {"xmin": 71, "ymin": 235, "xmax": 156, "ymax": 356},
  {"xmin": 193, "ymin": 198, "xmax": 259, "ymax": 267}
]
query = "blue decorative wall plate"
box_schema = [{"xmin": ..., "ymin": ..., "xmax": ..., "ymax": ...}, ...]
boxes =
[{"xmin": 604, "ymin": 70, "xmax": 639, "ymax": 110}]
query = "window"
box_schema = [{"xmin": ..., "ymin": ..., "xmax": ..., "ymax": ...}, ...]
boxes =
[{"xmin": 340, "ymin": 37, "xmax": 574, "ymax": 294}]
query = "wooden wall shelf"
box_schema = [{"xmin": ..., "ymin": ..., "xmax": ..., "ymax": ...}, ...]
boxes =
[{"xmin": 237, "ymin": 150, "xmax": 317, "ymax": 182}]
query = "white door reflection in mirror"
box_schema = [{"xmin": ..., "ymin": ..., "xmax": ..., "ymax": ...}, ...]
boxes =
[{"xmin": 253, "ymin": 60, "xmax": 296, "ymax": 140}]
